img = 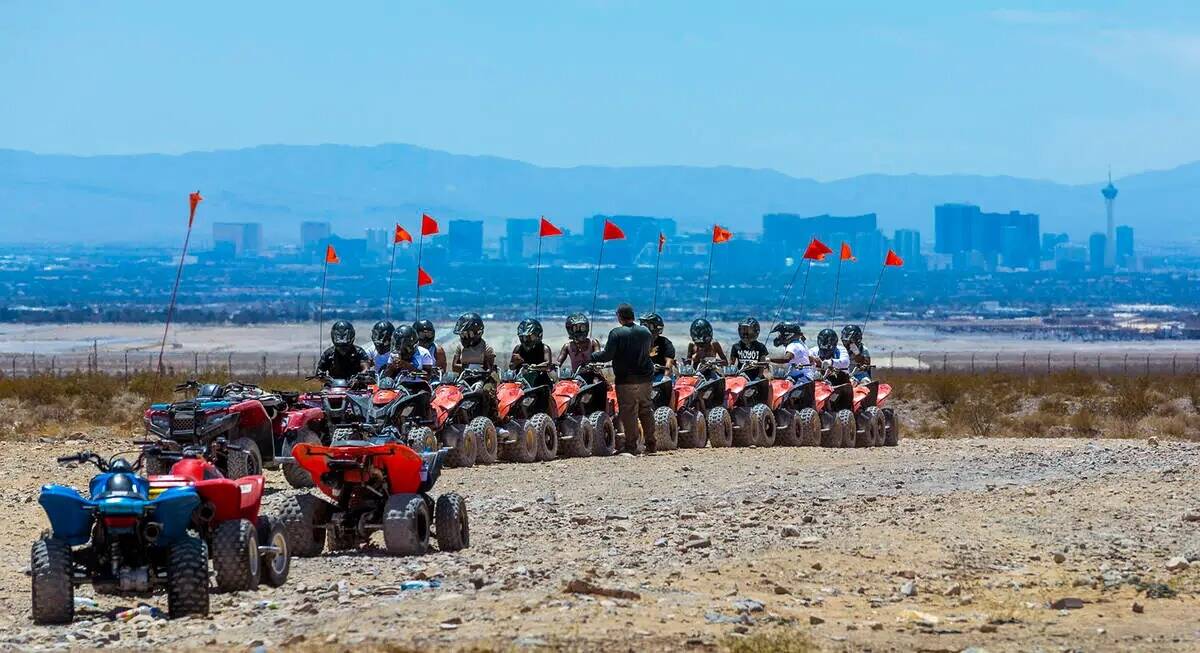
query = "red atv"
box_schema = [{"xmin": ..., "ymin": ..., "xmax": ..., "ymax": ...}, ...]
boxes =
[
  {"xmin": 815, "ymin": 366, "xmax": 895, "ymax": 447},
  {"xmin": 767, "ymin": 367, "xmax": 825, "ymax": 447},
  {"xmin": 278, "ymin": 442, "xmax": 469, "ymax": 558},
  {"xmin": 673, "ymin": 360, "xmax": 730, "ymax": 448},
  {"xmin": 549, "ymin": 362, "xmax": 619, "ymax": 458},
  {"xmin": 646, "ymin": 366, "xmax": 680, "ymax": 451},
  {"xmin": 492, "ymin": 362, "xmax": 559, "ymax": 463},
  {"xmin": 144, "ymin": 440, "xmax": 290, "ymax": 592},
  {"xmin": 722, "ymin": 361, "xmax": 778, "ymax": 447},
  {"xmin": 429, "ymin": 366, "xmax": 499, "ymax": 467},
  {"xmin": 275, "ymin": 372, "xmax": 377, "ymax": 488}
]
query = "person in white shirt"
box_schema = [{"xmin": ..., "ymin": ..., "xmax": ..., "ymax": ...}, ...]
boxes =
[
  {"xmin": 383, "ymin": 324, "xmax": 436, "ymax": 379},
  {"xmin": 810, "ymin": 328, "xmax": 849, "ymax": 375},
  {"xmin": 768, "ymin": 322, "xmax": 819, "ymax": 383}
]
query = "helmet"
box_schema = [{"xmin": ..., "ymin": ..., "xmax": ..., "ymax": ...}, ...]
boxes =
[
  {"xmin": 817, "ymin": 328, "xmax": 839, "ymax": 357},
  {"xmin": 689, "ymin": 318, "xmax": 713, "ymax": 344},
  {"xmin": 565, "ymin": 312, "xmax": 591, "ymax": 342},
  {"xmin": 769, "ymin": 321, "xmax": 803, "ymax": 348},
  {"xmin": 517, "ymin": 318, "xmax": 543, "ymax": 350},
  {"xmin": 392, "ymin": 324, "xmax": 418, "ymax": 357},
  {"xmin": 371, "ymin": 320, "xmax": 395, "ymax": 351},
  {"xmin": 413, "ymin": 319, "xmax": 435, "ymax": 346},
  {"xmin": 639, "ymin": 312, "xmax": 664, "ymax": 336},
  {"xmin": 330, "ymin": 320, "xmax": 356, "ymax": 347},
  {"xmin": 737, "ymin": 317, "xmax": 760, "ymax": 344},
  {"xmin": 454, "ymin": 312, "xmax": 484, "ymax": 346},
  {"xmin": 841, "ymin": 324, "xmax": 863, "ymax": 346}
]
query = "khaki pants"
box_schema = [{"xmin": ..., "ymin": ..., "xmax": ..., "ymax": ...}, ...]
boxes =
[{"xmin": 616, "ymin": 382, "xmax": 656, "ymax": 453}]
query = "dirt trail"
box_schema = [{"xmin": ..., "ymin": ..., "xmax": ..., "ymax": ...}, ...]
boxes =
[{"xmin": 0, "ymin": 436, "xmax": 1197, "ymax": 651}]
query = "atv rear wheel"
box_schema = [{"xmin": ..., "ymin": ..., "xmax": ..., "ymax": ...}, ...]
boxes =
[
  {"xmin": 532, "ymin": 413, "xmax": 558, "ymax": 461},
  {"xmin": 859, "ymin": 406, "xmax": 882, "ymax": 447},
  {"xmin": 797, "ymin": 408, "xmax": 821, "ymax": 446},
  {"xmin": 278, "ymin": 493, "xmax": 330, "ymax": 557},
  {"xmin": 408, "ymin": 427, "xmax": 438, "ymax": 454},
  {"xmin": 752, "ymin": 404, "xmax": 776, "ymax": 447},
  {"xmin": 467, "ymin": 416, "xmax": 498, "ymax": 464},
  {"xmin": 502, "ymin": 419, "xmax": 539, "ymax": 463},
  {"xmin": 819, "ymin": 411, "xmax": 839, "ymax": 447},
  {"xmin": 282, "ymin": 429, "xmax": 321, "ymax": 488},
  {"xmin": 836, "ymin": 409, "xmax": 856, "ymax": 448},
  {"xmin": 587, "ymin": 411, "xmax": 616, "ymax": 457},
  {"xmin": 226, "ymin": 437, "xmax": 263, "ymax": 479},
  {"xmin": 653, "ymin": 406, "xmax": 679, "ymax": 451},
  {"xmin": 731, "ymin": 407, "xmax": 756, "ymax": 447},
  {"xmin": 167, "ymin": 536, "xmax": 210, "ymax": 619},
  {"xmin": 560, "ymin": 416, "xmax": 594, "ymax": 458},
  {"xmin": 383, "ymin": 493, "xmax": 431, "ymax": 556},
  {"xmin": 256, "ymin": 515, "xmax": 290, "ymax": 587},
  {"xmin": 677, "ymin": 408, "xmax": 708, "ymax": 449},
  {"xmin": 31, "ymin": 537, "xmax": 74, "ymax": 624},
  {"xmin": 774, "ymin": 408, "xmax": 800, "ymax": 446},
  {"xmin": 882, "ymin": 407, "xmax": 900, "ymax": 446},
  {"xmin": 706, "ymin": 407, "xmax": 733, "ymax": 447},
  {"xmin": 445, "ymin": 423, "xmax": 477, "ymax": 468},
  {"xmin": 213, "ymin": 518, "xmax": 260, "ymax": 592},
  {"xmin": 434, "ymin": 492, "xmax": 470, "ymax": 552}
]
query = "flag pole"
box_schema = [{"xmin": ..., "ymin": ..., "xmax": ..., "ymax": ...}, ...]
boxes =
[
  {"xmin": 864, "ymin": 264, "xmax": 887, "ymax": 332},
  {"xmin": 831, "ymin": 253, "xmax": 843, "ymax": 319},
  {"xmin": 318, "ymin": 256, "xmax": 329, "ymax": 355},
  {"xmin": 702, "ymin": 240, "xmax": 716, "ymax": 319},
  {"xmin": 157, "ymin": 194, "xmax": 199, "ymax": 376},
  {"xmin": 651, "ymin": 241, "xmax": 662, "ymax": 313},
  {"xmin": 590, "ymin": 239, "xmax": 606, "ymax": 320},
  {"xmin": 775, "ymin": 234, "xmax": 815, "ymax": 322},
  {"xmin": 797, "ymin": 260, "xmax": 814, "ymax": 321},
  {"xmin": 534, "ymin": 233, "xmax": 544, "ymax": 318},
  {"xmin": 414, "ymin": 230, "xmax": 425, "ymax": 321},
  {"xmin": 385, "ymin": 234, "xmax": 398, "ymax": 321}
]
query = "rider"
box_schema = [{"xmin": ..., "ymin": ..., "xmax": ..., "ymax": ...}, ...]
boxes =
[
  {"xmin": 810, "ymin": 327, "xmax": 849, "ymax": 378},
  {"xmin": 369, "ymin": 320, "xmax": 395, "ymax": 373},
  {"xmin": 450, "ymin": 312, "xmax": 496, "ymax": 373},
  {"xmin": 639, "ymin": 312, "xmax": 675, "ymax": 380},
  {"xmin": 557, "ymin": 312, "xmax": 600, "ymax": 373},
  {"xmin": 686, "ymin": 318, "xmax": 727, "ymax": 368},
  {"xmin": 728, "ymin": 317, "xmax": 769, "ymax": 378},
  {"xmin": 509, "ymin": 318, "xmax": 554, "ymax": 370},
  {"xmin": 383, "ymin": 324, "xmax": 435, "ymax": 379},
  {"xmin": 768, "ymin": 322, "xmax": 815, "ymax": 382},
  {"xmin": 413, "ymin": 319, "xmax": 447, "ymax": 371},
  {"xmin": 841, "ymin": 324, "xmax": 872, "ymax": 383},
  {"xmin": 316, "ymin": 320, "xmax": 371, "ymax": 379}
]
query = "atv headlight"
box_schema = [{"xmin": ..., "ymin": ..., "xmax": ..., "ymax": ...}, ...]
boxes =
[{"xmin": 149, "ymin": 414, "xmax": 169, "ymax": 432}]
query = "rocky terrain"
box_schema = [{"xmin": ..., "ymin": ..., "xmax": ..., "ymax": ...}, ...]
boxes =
[{"xmin": 0, "ymin": 435, "xmax": 1197, "ymax": 652}]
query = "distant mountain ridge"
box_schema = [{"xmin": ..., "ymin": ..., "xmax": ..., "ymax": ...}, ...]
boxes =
[{"xmin": 0, "ymin": 143, "xmax": 1193, "ymax": 245}]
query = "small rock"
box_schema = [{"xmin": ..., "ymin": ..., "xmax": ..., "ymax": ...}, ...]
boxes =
[
  {"xmin": 682, "ymin": 537, "xmax": 712, "ymax": 551},
  {"xmin": 732, "ymin": 598, "xmax": 764, "ymax": 613},
  {"xmin": 1165, "ymin": 557, "xmax": 1190, "ymax": 572},
  {"xmin": 1182, "ymin": 512, "xmax": 1200, "ymax": 523},
  {"xmin": 809, "ymin": 615, "xmax": 825, "ymax": 625},
  {"xmin": 564, "ymin": 578, "xmax": 640, "ymax": 600},
  {"xmin": 1148, "ymin": 436, "xmax": 1159, "ymax": 446},
  {"xmin": 943, "ymin": 583, "xmax": 962, "ymax": 597},
  {"xmin": 900, "ymin": 580, "xmax": 917, "ymax": 597},
  {"xmin": 1132, "ymin": 602, "xmax": 1144, "ymax": 614},
  {"xmin": 781, "ymin": 525, "xmax": 802, "ymax": 537},
  {"xmin": 1052, "ymin": 552, "xmax": 1066, "ymax": 564},
  {"xmin": 900, "ymin": 610, "xmax": 940, "ymax": 627},
  {"xmin": 811, "ymin": 562, "xmax": 823, "ymax": 571},
  {"xmin": 1049, "ymin": 597, "xmax": 1084, "ymax": 610},
  {"xmin": 797, "ymin": 536, "xmax": 820, "ymax": 548},
  {"xmin": 508, "ymin": 504, "xmax": 527, "ymax": 513}
]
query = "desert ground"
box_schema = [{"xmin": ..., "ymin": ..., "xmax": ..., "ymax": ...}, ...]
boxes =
[{"xmin": 0, "ymin": 433, "xmax": 1197, "ymax": 652}]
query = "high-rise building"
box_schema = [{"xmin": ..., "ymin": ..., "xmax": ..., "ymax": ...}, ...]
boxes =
[
  {"xmin": 934, "ymin": 204, "xmax": 976, "ymax": 255},
  {"xmin": 1088, "ymin": 233, "xmax": 1107, "ymax": 273},
  {"xmin": 762, "ymin": 213, "xmax": 883, "ymax": 266},
  {"xmin": 934, "ymin": 204, "xmax": 1039, "ymax": 270},
  {"xmin": 212, "ymin": 222, "xmax": 262, "ymax": 256},
  {"xmin": 1102, "ymin": 172, "xmax": 1118, "ymax": 269},
  {"xmin": 1053, "ymin": 242, "xmax": 1087, "ymax": 274},
  {"xmin": 300, "ymin": 221, "xmax": 331, "ymax": 249},
  {"xmin": 893, "ymin": 229, "xmax": 921, "ymax": 265},
  {"xmin": 584, "ymin": 215, "xmax": 676, "ymax": 266},
  {"xmin": 504, "ymin": 218, "xmax": 538, "ymax": 260},
  {"xmin": 449, "ymin": 220, "xmax": 484, "ymax": 261},
  {"xmin": 1115, "ymin": 225, "xmax": 1134, "ymax": 268},
  {"xmin": 365, "ymin": 228, "xmax": 389, "ymax": 255},
  {"xmin": 1041, "ymin": 233, "xmax": 1069, "ymax": 261}
]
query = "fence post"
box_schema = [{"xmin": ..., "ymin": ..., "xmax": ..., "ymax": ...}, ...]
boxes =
[
  {"xmin": 942, "ymin": 352, "xmax": 948, "ymax": 372},
  {"xmin": 994, "ymin": 352, "xmax": 999, "ymax": 373},
  {"xmin": 916, "ymin": 352, "xmax": 922, "ymax": 372},
  {"xmin": 261, "ymin": 354, "xmax": 268, "ymax": 376},
  {"xmin": 970, "ymin": 352, "xmax": 976, "ymax": 374},
  {"xmin": 889, "ymin": 350, "xmax": 894, "ymax": 370},
  {"xmin": 1123, "ymin": 353, "xmax": 1129, "ymax": 374},
  {"xmin": 228, "ymin": 353, "xmax": 234, "ymax": 375},
  {"xmin": 1096, "ymin": 354, "xmax": 1101, "ymax": 375},
  {"xmin": 10, "ymin": 356, "xmax": 15, "ymax": 377},
  {"xmin": 1145, "ymin": 354, "xmax": 1150, "ymax": 377},
  {"xmin": 1172, "ymin": 354, "xmax": 1177, "ymax": 376},
  {"xmin": 296, "ymin": 353, "xmax": 302, "ymax": 377},
  {"xmin": 1072, "ymin": 352, "xmax": 1077, "ymax": 372},
  {"xmin": 1046, "ymin": 351, "xmax": 1051, "ymax": 374},
  {"xmin": 1022, "ymin": 352, "xmax": 1027, "ymax": 375},
  {"xmin": 124, "ymin": 351, "xmax": 129, "ymax": 380}
]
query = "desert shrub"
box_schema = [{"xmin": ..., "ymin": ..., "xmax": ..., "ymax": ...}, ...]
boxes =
[
  {"xmin": 1108, "ymin": 377, "xmax": 1154, "ymax": 420},
  {"xmin": 948, "ymin": 395, "xmax": 1002, "ymax": 437},
  {"xmin": 922, "ymin": 374, "xmax": 972, "ymax": 408},
  {"xmin": 1141, "ymin": 415, "xmax": 1189, "ymax": 439},
  {"xmin": 1013, "ymin": 410, "xmax": 1063, "ymax": 437},
  {"xmin": 722, "ymin": 631, "xmax": 817, "ymax": 653},
  {"xmin": 1069, "ymin": 405, "xmax": 1098, "ymax": 436}
]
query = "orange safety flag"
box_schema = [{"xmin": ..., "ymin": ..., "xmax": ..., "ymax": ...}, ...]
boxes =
[
  {"xmin": 394, "ymin": 224, "xmax": 413, "ymax": 244},
  {"xmin": 840, "ymin": 242, "xmax": 856, "ymax": 261},
  {"xmin": 421, "ymin": 213, "xmax": 439, "ymax": 236},
  {"xmin": 712, "ymin": 225, "xmax": 732, "ymax": 244},
  {"xmin": 885, "ymin": 249, "xmax": 904, "ymax": 267},
  {"xmin": 188, "ymin": 191, "xmax": 203, "ymax": 227},
  {"xmin": 539, "ymin": 216, "xmax": 563, "ymax": 237},
  {"xmin": 802, "ymin": 238, "xmax": 833, "ymax": 261},
  {"xmin": 417, "ymin": 266, "xmax": 433, "ymax": 287},
  {"xmin": 325, "ymin": 244, "xmax": 340, "ymax": 264},
  {"xmin": 602, "ymin": 220, "xmax": 625, "ymax": 241},
  {"xmin": 658, "ymin": 232, "xmax": 666, "ymax": 252}
]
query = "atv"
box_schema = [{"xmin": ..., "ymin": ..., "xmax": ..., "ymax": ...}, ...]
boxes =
[
  {"xmin": 144, "ymin": 441, "xmax": 290, "ymax": 592},
  {"xmin": 275, "ymin": 371, "xmax": 378, "ymax": 488},
  {"xmin": 143, "ymin": 380, "xmax": 285, "ymax": 480},
  {"xmin": 814, "ymin": 365, "xmax": 893, "ymax": 447},
  {"xmin": 493, "ymin": 362, "xmax": 559, "ymax": 463},
  {"xmin": 850, "ymin": 369, "xmax": 897, "ymax": 447},
  {"xmin": 279, "ymin": 439, "xmax": 469, "ymax": 558},
  {"xmin": 722, "ymin": 361, "xmax": 779, "ymax": 447},
  {"xmin": 430, "ymin": 365, "xmax": 499, "ymax": 467},
  {"xmin": 32, "ymin": 451, "xmax": 208, "ymax": 624},
  {"xmin": 549, "ymin": 361, "xmax": 619, "ymax": 458},
  {"xmin": 646, "ymin": 365, "xmax": 681, "ymax": 451},
  {"xmin": 673, "ymin": 359, "xmax": 731, "ymax": 448},
  {"xmin": 767, "ymin": 366, "xmax": 824, "ymax": 447}
]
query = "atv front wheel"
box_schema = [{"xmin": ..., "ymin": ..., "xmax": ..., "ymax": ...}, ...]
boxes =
[
  {"xmin": 445, "ymin": 423, "xmax": 477, "ymax": 468},
  {"xmin": 859, "ymin": 406, "xmax": 882, "ymax": 448},
  {"xmin": 797, "ymin": 408, "xmax": 821, "ymax": 446},
  {"xmin": 167, "ymin": 536, "xmax": 210, "ymax": 619},
  {"xmin": 531, "ymin": 413, "xmax": 558, "ymax": 462},
  {"xmin": 706, "ymin": 407, "xmax": 733, "ymax": 447},
  {"xmin": 502, "ymin": 419, "xmax": 539, "ymax": 463},
  {"xmin": 587, "ymin": 411, "xmax": 616, "ymax": 457},
  {"xmin": 408, "ymin": 427, "xmax": 438, "ymax": 454},
  {"xmin": 434, "ymin": 492, "xmax": 470, "ymax": 552},
  {"xmin": 256, "ymin": 515, "xmax": 290, "ymax": 587},
  {"xmin": 882, "ymin": 408, "xmax": 900, "ymax": 446},
  {"xmin": 836, "ymin": 409, "xmax": 856, "ymax": 448},
  {"xmin": 282, "ymin": 429, "xmax": 321, "ymax": 488},
  {"xmin": 466, "ymin": 416, "xmax": 498, "ymax": 464},
  {"xmin": 31, "ymin": 537, "xmax": 74, "ymax": 624},
  {"xmin": 751, "ymin": 404, "xmax": 776, "ymax": 447},
  {"xmin": 226, "ymin": 437, "xmax": 263, "ymax": 479},
  {"xmin": 383, "ymin": 493, "xmax": 431, "ymax": 556},
  {"xmin": 653, "ymin": 406, "xmax": 679, "ymax": 451},
  {"xmin": 278, "ymin": 493, "xmax": 330, "ymax": 557},
  {"xmin": 213, "ymin": 518, "xmax": 260, "ymax": 592},
  {"xmin": 677, "ymin": 408, "xmax": 708, "ymax": 449},
  {"xmin": 774, "ymin": 408, "xmax": 800, "ymax": 446}
]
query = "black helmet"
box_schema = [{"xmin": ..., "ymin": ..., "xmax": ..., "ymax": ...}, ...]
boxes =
[
  {"xmin": 737, "ymin": 317, "xmax": 760, "ymax": 344},
  {"xmin": 454, "ymin": 312, "xmax": 484, "ymax": 346},
  {"xmin": 413, "ymin": 319, "xmax": 435, "ymax": 346},
  {"xmin": 817, "ymin": 328, "xmax": 838, "ymax": 357},
  {"xmin": 841, "ymin": 324, "xmax": 863, "ymax": 346},
  {"xmin": 769, "ymin": 321, "xmax": 803, "ymax": 348},
  {"xmin": 565, "ymin": 312, "xmax": 590, "ymax": 342},
  {"xmin": 392, "ymin": 324, "xmax": 418, "ymax": 357},
  {"xmin": 517, "ymin": 318, "xmax": 543, "ymax": 350},
  {"xmin": 371, "ymin": 320, "xmax": 395, "ymax": 351},
  {"xmin": 331, "ymin": 320, "xmax": 355, "ymax": 347},
  {"xmin": 690, "ymin": 318, "xmax": 713, "ymax": 344},
  {"xmin": 639, "ymin": 312, "xmax": 664, "ymax": 336}
]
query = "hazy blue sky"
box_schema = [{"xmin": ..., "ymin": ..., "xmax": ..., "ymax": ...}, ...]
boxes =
[{"xmin": 2, "ymin": 1, "xmax": 1197, "ymax": 183}]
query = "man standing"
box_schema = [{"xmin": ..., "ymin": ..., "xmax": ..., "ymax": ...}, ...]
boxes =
[{"xmin": 590, "ymin": 303, "xmax": 657, "ymax": 454}]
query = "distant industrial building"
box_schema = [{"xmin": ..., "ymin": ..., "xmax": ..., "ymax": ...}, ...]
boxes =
[
  {"xmin": 1116, "ymin": 225, "xmax": 1134, "ymax": 268},
  {"xmin": 1089, "ymin": 233, "xmax": 1107, "ymax": 273},
  {"xmin": 300, "ymin": 221, "xmax": 331, "ymax": 249},
  {"xmin": 934, "ymin": 204, "xmax": 1039, "ymax": 270},
  {"xmin": 212, "ymin": 222, "xmax": 262, "ymax": 257},
  {"xmin": 449, "ymin": 220, "xmax": 484, "ymax": 261}
]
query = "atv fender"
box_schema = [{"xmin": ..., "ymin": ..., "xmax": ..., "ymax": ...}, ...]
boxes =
[
  {"xmin": 38, "ymin": 485, "xmax": 93, "ymax": 546},
  {"xmin": 768, "ymin": 378, "xmax": 793, "ymax": 410},
  {"xmin": 193, "ymin": 476, "xmax": 264, "ymax": 522},
  {"xmin": 147, "ymin": 486, "xmax": 202, "ymax": 545},
  {"xmin": 875, "ymin": 383, "xmax": 892, "ymax": 407},
  {"xmin": 285, "ymin": 407, "xmax": 326, "ymax": 432}
]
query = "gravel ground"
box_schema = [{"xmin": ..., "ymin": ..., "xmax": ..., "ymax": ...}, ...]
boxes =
[{"xmin": 0, "ymin": 435, "xmax": 1197, "ymax": 651}]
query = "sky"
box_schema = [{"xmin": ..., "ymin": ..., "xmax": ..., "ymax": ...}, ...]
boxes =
[{"xmin": 2, "ymin": 1, "xmax": 1199, "ymax": 184}]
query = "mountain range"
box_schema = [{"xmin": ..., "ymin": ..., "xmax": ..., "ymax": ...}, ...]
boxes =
[{"xmin": 1, "ymin": 144, "xmax": 1195, "ymax": 245}]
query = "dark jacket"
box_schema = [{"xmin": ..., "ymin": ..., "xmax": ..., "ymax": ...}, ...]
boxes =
[
  {"xmin": 591, "ymin": 322, "xmax": 654, "ymax": 384},
  {"xmin": 317, "ymin": 345, "xmax": 370, "ymax": 379}
]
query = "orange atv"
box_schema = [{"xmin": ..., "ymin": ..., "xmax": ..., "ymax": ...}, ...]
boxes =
[
  {"xmin": 492, "ymin": 362, "xmax": 558, "ymax": 463},
  {"xmin": 549, "ymin": 362, "xmax": 619, "ymax": 458},
  {"xmin": 673, "ymin": 360, "xmax": 731, "ymax": 448}
]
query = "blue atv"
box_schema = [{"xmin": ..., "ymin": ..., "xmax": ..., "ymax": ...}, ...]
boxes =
[{"xmin": 32, "ymin": 451, "xmax": 210, "ymax": 624}]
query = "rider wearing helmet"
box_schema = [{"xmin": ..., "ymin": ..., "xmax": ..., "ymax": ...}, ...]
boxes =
[
  {"xmin": 557, "ymin": 312, "xmax": 600, "ymax": 373},
  {"xmin": 768, "ymin": 322, "xmax": 815, "ymax": 382},
  {"xmin": 639, "ymin": 312, "xmax": 676, "ymax": 379},
  {"xmin": 370, "ymin": 320, "xmax": 395, "ymax": 373},
  {"xmin": 685, "ymin": 318, "xmax": 727, "ymax": 367},
  {"xmin": 450, "ymin": 312, "xmax": 496, "ymax": 373},
  {"xmin": 728, "ymin": 317, "xmax": 769, "ymax": 378},
  {"xmin": 810, "ymin": 327, "xmax": 849, "ymax": 376},
  {"xmin": 383, "ymin": 324, "xmax": 435, "ymax": 378},
  {"xmin": 841, "ymin": 324, "xmax": 872, "ymax": 383},
  {"xmin": 317, "ymin": 320, "xmax": 371, "ymax": 378},
  {"xmin": 412, "ymin": 319, "xmax": 447, "ymax": 371},
  {"xmin": 510, "ymin": 318, "xmax": 553, "ymax": 370}
]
